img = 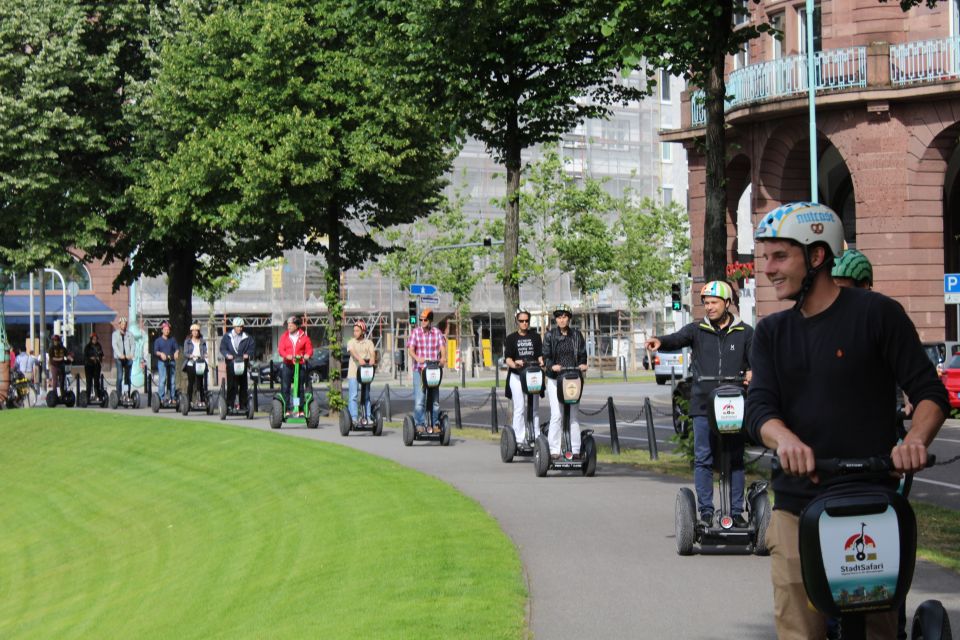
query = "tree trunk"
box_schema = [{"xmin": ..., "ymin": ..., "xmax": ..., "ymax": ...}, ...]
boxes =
[
  {"xmin": 326, "ymin": 205, "xmax": 344, "ymax": 410},
  {"xmin": 703, "ymin": 8, "xmax": 731, "ymax": 283},
  {"xmin": 502, "ymin": 113, "xmax": 522, "ymax": 334},
  {"xmin": 166, "ymin": 250, "xmax": 196, "ymax": 346}
]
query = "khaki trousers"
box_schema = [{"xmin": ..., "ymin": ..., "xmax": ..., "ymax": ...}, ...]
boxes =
[{"xmin": 768, "ymin": 510, "xmax": 898, "ymax": 639}]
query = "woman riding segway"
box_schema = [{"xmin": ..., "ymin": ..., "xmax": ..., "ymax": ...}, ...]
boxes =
[
  {"xmin": 80, "ymin": 333, "xmax": 107, "ymax": 407},
  {"xmin": 502, "ymin": 308, "xmax": 544, "ymax": 462},
  {"xmin": 218, "ymin": 317, "xmax": 255, "ymax": 419},
  {"xmin": 342, "ymin": 319, "xmax": 380, "ymax": 435},
  {"xmin": 181, "ymin": 323, "xmax": 212, "ymax": 415},
  {"xmin": 46, "ymin": 334, "xmax": 75, "ymax": 407},
  {"xmin": 269, "ymin": 314, "xmax": 320, "ymax": 428},
  {"xmin": 543, "ymin": 304, "xmax": 587, "ymax": 468}
]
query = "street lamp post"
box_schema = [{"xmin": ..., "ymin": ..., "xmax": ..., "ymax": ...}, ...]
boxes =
[{"xmin": 806, "ymin": 0, "xmax": 818, "ymax": 203}]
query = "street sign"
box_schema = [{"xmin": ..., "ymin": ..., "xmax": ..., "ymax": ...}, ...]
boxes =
[
  {"xmin": 945, "ymin": 274, "xmax": 960, "ymax": 293},
  {"xmin": 410, "ymin": 283, "xmax": 438, "ymax": 296},
  {"xmin": 419, "ymin": 295, "xmax": 440, "ymax": 306},
  {"xmin": 67, "ymin": 281, "xmax": 80, "ymax": 298},
  {"xmin": 947, "ymin": 293, "xmax": 960, "ymax": 304}
]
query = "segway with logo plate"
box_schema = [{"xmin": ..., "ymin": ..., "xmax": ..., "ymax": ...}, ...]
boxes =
[
  {"xmin": 268, "ymin": 358, "xmax": 320, "ymax": 429},
  {"xmin": 218, "ymin": 359, "xmax": 255, "ymax": 420},
  {"xmin": 178, "ymin": 358, "xmax": 213, "ymax": 415},
  {"xmin": 402, "ymin": 361, "xmax": 449, "ymax": 446},
  {"xmin": 501, "ymin": 364, "xmax": 543, "ymax": 462},
  {"xmin": 150, "ymin": 359, "xmax": 181, "ymax": 413},
  {"xmin": 675, "ymin": 377, "xmax": 770, "ymax": 555},
  {"xmin": 796, "ymin": 456, "xmax": 951, "ymax": 640},
  {"xmin": 340, "ymin": 360, "xmax": 383, "ymax": 436},
  {"xmin": 533, "ymin": 367, "xmax": 596, "ymax": 477}
]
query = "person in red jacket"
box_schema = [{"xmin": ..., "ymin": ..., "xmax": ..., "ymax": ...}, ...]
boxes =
[{"xmin": 277, "ymin": 314, "xmax": 314, "ymax": 416}]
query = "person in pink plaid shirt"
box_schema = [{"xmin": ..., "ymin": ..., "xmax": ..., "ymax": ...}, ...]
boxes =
[{"xmin": 407, "ymin": 308, "xmax": 447, "ymax": 430}]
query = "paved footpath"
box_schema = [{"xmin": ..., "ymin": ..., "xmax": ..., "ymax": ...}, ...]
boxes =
[{"xmin": 183, "ymin": 412, "xmax": 960, "ymax": 639}]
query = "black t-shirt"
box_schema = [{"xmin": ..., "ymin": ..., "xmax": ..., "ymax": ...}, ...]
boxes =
[
  {"xmin": 745, "ymin": 287, "xmax": 950, "ymax": 514},
  {"xmin": 504, "ymin": 331, "xmax": 542, "ymax": 369}
]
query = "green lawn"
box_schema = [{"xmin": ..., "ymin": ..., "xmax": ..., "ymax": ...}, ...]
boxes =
[{"xmin": 0, "ymin": 411, "xmax": 525, "ymax": 639}]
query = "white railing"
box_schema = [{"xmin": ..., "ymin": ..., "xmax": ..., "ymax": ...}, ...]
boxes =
[
  {"xmin": 690, "ymin": 46, "xmax": 867, "ymax": 127},
  {"xmin": 890, "ymin": 37, "xmax": 960, "ymax": 85}
]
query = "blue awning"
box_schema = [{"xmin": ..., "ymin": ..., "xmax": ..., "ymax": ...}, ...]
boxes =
[{"xmin": 1, "ymin": 294, "xmax": 118, "ymax": 325}]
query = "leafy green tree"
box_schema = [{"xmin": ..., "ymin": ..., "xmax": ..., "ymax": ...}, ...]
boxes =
[
  {"xmin": 0, "ymin": 1, "xmax": 150, "ymax": 275},
  {"xmin": 121, "ymin": 0, "xmax": 458, "ymax": 405},
  {"xmin": 408, "ymin": 0, "xmax": 644, "ymax": 330},
  {"xmin": 614, "ymin": 197, "xmax": 690, "ymax": 312},
  {"xmin": 603, "ymin": 1, "xmax": 771, "ymax": 282}
]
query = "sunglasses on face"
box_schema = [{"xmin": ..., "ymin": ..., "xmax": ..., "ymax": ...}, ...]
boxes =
[{"xmin": 517, "ymin": 318, "xmax": 530, "ymax": 324}]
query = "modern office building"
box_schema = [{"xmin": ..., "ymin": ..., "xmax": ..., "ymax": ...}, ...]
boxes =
[{"xmin": 665, "ymin": 0, "xmax": 960, "ymax": 340}]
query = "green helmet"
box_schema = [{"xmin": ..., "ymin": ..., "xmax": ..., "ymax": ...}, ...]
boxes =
[
  {"xmin": 700, "ymin": 280, "xmax": 733, "ymax": 302},
  {"xmin": 831, "ymin": 248, "xmax": 873, "ymax": 286}
]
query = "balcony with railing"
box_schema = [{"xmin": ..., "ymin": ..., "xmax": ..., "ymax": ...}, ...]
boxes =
[{"xmin": 686, "ymin": 36, "xmax": 960, "ymax": 129}]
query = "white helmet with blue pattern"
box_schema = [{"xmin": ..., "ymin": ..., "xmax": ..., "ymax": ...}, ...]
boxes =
[{"xmin": 754, "ymin": 202, "xmax": 844, "ymax": 259}]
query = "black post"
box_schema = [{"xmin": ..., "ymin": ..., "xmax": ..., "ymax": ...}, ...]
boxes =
[
  {"xmin": 644, "ymin": 396, "xmax": 659, "ymax": 460},
  {"xmin": 75, "ymin": 369, "xmax": 82, "ymax": 403},
  {"xmin": 385, "ymin": 384, "xmax": 392, "ymax": 422},
  {"xmin": 607, "ymin": 396, "xmax": 620, "ymax": 455},
  {"xmin": 253, "ymin": 376, "xmax": 259, "ymax": 412},
  {"xmin": 454, "ymin": 386, "xmax": 462, "ymax": 429},
  {"xmin": 490, "ymin": 386, "xmax": 498, "ymax": 434},
  {"xmin": 145, "ymin": 366, "xmax": 152, "ymax": 399},
  {"xmin": 269, "ymin": 361, "xmax": 275, "ymax": 390}
]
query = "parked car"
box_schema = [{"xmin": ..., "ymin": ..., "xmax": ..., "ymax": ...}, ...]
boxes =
[
  {"xmin": 257, "ymin": 347, "xmax": 350, "ymax": 384},
  {"xmin": 922, "ymin": 341, "xmax": 960, "ymax": 377},
  {"xmin": 939, "ymin": 354, "xmax": 960, "ymax": 409},
  {"xmin": 653, "ymin": 349, "xmax": 689, "ymax": 385}
]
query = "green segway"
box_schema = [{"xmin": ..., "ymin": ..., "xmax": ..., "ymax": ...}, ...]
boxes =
[{"xmin": 269, "ymin": 357, "xmax": 320, "ymax": 429}]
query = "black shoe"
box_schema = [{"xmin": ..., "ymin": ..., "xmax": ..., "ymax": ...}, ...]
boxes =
[
  {"xmin": 732, "ymin": 514, "xmax": 749, "ymax": 528},
  {"xmin": 699, "ymin": 511, "xmax": 714, "ymax": 527}
]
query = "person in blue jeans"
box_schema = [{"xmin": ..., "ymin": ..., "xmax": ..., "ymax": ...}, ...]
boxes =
[
  {"xmin": 153, "ymin": 321, "xmax": 180, "ymax": 402},
  {"xmin": 406, "ymin": 308, "xmax": 446, "ymax": 431},
  {"xmin": 645, "ymin": 280, "xmax": 753, "ymax": 527},
  {"xmin": 346, "ymin": 320, "xmax": 377, "ymax": 424}
]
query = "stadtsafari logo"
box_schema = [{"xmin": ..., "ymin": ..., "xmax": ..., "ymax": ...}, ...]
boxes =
[
  {"xmin": 563, "ymin": 380, "xmax": 579, "ymax": 400},
  {"xmin": 841, "ymin": 522, "xmax": 883, "ymax": 574},
  {"xmin": 720, "ymin": 402, "xmax": 737, "ymax": 419}
]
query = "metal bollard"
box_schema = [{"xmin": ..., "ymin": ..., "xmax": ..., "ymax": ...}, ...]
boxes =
[
  {"xmin": 269, "ymin": 361, "xmax": 275, "ymax": 390},
  {"xmin": 145, "ymin": 367, "xmax": 152, "ymax": 398},
  {"xmin": 75, "ymin": 371, "xmax": 82, "ymax": 404},
  {"xmin": 454, "ymin": 386, "xmax": 463, "ymax": 429},
  {"xmin": 385, "ymin": 384, "xmax": 392, "ymax": 422},
  {"xmin": 253, "ymin": 376, "xmax": 259, "ymax": 412},
  {"xmin": 490, "ymin": 386, "xmax": 499, "ymax": 434},
  {"xmin": 643, "ymin": 396, "xmax": 659, "ymax": 460},
  {"xmin": 607, "ymin": 396, "xmax": 620, "ymax": 455}
]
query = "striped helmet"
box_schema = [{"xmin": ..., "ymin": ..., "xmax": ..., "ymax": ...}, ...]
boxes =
[
  {"xmin": 831, "ymin": 249, "xmax": 873, "ymax": 286},
  {"xmin": 354, "ymin": 319, "xmax": 367, "ymax": 334},
  {"xmin": 700, "ymin": 280, "xmax": 733, "ymax": 302}
]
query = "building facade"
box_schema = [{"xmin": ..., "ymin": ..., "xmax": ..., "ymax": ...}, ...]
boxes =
[{"xmin": 667, "ymin": 0, "xmax": 960, "ymax": 340}]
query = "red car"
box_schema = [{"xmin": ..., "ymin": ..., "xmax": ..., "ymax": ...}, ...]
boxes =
[{"xmin": 939, "ymin": 355, "xmax": 960, "ymax": 409}]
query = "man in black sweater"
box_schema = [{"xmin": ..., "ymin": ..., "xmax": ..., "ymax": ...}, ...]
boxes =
[{"xmin": 745, "ymin": 202, "xmax": 948, "ymax": 640}]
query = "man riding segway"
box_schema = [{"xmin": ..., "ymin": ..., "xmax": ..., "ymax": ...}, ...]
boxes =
[
  {"xmin": 541, "ymin": 304, "xmax": 590, "ymax": 467},
  {"xmin": 502, "ymin": 308, "xmax": 544, "ymax": 462},
  {"xmin": 152, "ymin": 321, "xmax": 180, "ymax": 411},
  {"xmin": 406, "ymin": 308, "xmax": 446, "ymax": 436},
  {"xmin": 647, "ymin": 281, "xmax": 754, "ymax": 530},
  {"xmin": 219, "ymin": 317, "xmax": 255, "ymax": 419}
]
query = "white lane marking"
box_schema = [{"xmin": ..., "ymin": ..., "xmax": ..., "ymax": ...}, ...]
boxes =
[{"xmin": 913, "ymin": 477, "xmax": 960, "ymax": 491}]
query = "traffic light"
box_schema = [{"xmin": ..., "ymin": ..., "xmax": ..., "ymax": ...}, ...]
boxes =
[
  {"xmin": 408, "ymin": 299, "xmax": 418, "ymax": 325},
  {"xmin": 671, "ymin": 283, "xmax": 682, "ymax": 311}
]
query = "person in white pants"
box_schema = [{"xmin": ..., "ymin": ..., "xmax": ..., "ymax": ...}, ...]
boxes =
[
  {"xmin": 504, "ymin": 309, "xmax": 544, "ymax": 444},
  {"xmin": 542, "ymin": 304, "xmax": 588, "ymax": 459}
]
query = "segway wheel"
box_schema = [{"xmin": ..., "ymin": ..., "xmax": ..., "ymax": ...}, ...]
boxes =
[
  {"xmin": 269, "ymin": 399, "xmax": 283, "ymax": 429},
  {"xmin": 109, "ymin": 390, "xmax": 119, "ymax": 410},
  {"xmin": 500, "ymin": 428, "xmax": 517, "ymax": 463},
  {"xmin": 179, "ymin": 394, "xmax": 189, "ymax": 415},
  {"xmin": 373, "ymin": 414, "xmax": 383, "ymax": 437},
  {"xmin": 440, "ymin": 415, "xmax": 451, "ymax": 446},
  {"xmin": 306, "ymin": 396, "xmax": 321, "ymax": 429},
  {"xmin": 131, "ymin": 390, "xmax": 141, "ymax": 409},
  {"xmin": 675, "ymin": 487, "xmax": 697, "ymax": 556},
  {"xmin": 533, "ymin": 436, "xmax": 550, "ymax": 477},
  {"xmin": 751, "ymin": 491, "xmax": 771, "ymax": 556},
  {"xmin": 65, "ymin": 391, "xmax": 76, "ymax": 408},
  {"xmin": 99, "ymin": 392, "xmax": 108, "ymax": 408},
  {"xmin": 402, "ymin": 416, "xmax": 414, "ymax": 446},
  {"xmin": 78, "ymin": 393, "xmax": 88, "ymax": 408},
  {"xmin": 581, "ymin": 434, "xmax": 597, "ymax": 477},
  {"xmin": 46, "ymin": 390, "xmax": 58, "ymax": 408},
  {"xmin": 246, "ymin": 397, "xmax": 255, "ymax": 420},
  {"xmin": 151, "ymin": 393, "xmax": 161, "ymax": 413},
  {"xmin": 205, "ymin": 393, "xmax": 214, "ymax": 415},
  {"xmin": 339, "ymin": 411, "xmax": 351, "ymax": 436},
  {"xmin": 911, "ymin": 599, "xmax": 951, "ymax": 640},
  {"xmin": 218, "ymin": 395, "xmax": 227, "ymax": 420}
]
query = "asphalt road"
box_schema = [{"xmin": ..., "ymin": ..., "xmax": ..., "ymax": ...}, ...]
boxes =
[{"xmin": 154, "ymin": 407, "xmax": 960, "ymax": 639}]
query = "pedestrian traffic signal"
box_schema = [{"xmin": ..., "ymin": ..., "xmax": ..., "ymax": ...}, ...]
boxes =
[
  {"xmin": 671, "ymin": 283, "xmax": 682, "ymax": 311},
  {"xmin": 408, "ymin": 300, "xmax": 417, "ymax": 325}
]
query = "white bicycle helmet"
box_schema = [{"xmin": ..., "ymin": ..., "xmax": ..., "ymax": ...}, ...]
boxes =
[{"xmin": 754, "ymin": 202, "xmax": 844, "ymax": 258}]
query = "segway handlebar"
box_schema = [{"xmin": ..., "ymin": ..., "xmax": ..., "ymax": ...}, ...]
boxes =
[
  {"xmin": 771, "ymin": 455, "xmax": 936, "ymax": 475},
  {"xmin": 697, "ymin": 375, "xmax": 746, "ymax": 383}
]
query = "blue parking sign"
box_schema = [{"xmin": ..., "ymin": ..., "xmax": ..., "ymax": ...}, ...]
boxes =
[{"xmin": 946, "ymin": 274, "xmax": 960, "ymax": 293}]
